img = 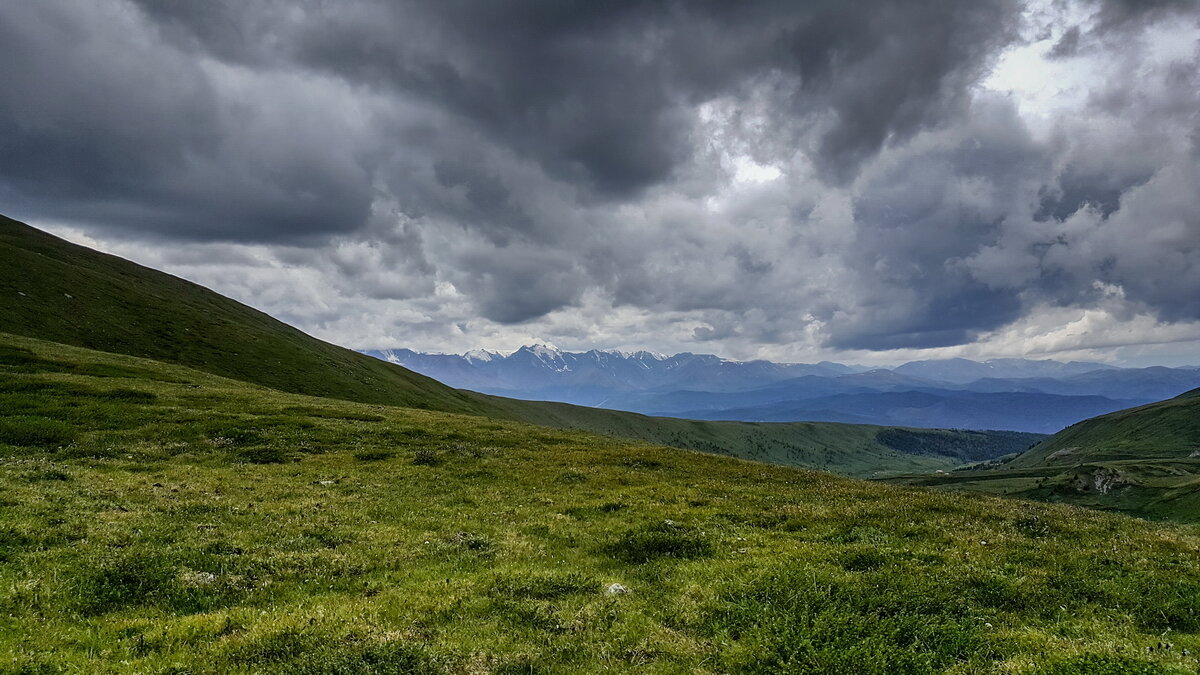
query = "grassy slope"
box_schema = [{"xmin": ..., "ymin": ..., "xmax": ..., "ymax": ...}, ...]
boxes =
[
  {"xmin": 473, "ymin": 393, "xmax": 1042, "ymax": 477},
  {"xmin": 0, "ymin": 215, "xmax": 1034, "ymax": 476},
  {"xmin": 888, "ymin": 390, "xmax": 1200, "ymax": 522},
  {"xmin": 3, "ymin": 334, "xmax": 1200, "ymax": 674},
  {"xmin": 0, "ymin": 215, "xmax": 490, "ymax": 416},
  {"xmin": 1007, "ymin": 388, "xmax": 1200, "ymax": 468}
]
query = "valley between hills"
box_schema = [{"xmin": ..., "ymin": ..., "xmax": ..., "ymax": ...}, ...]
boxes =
[{"xmin": 4, "ymin": 214, "xmax": 1200, "ymax": 673}]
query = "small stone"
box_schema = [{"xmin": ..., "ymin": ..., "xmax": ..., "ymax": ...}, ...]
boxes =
[
  {"xmin": 605, "ymin": 583, "xmax": 629, "ymax": 595},
  {"xmin": 179, "ymin": 570, "xmax": 216, "ymax": 587},
  {"xmin": 313, "ymin": 480, "xmax": 337, "ymax": 486}
]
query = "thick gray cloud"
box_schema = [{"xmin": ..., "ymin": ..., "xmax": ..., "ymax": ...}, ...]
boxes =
[
  {"xmin": 128, "ymin": 0, "xmax": 1024, "ymax": 190},
  {"xmin": 1, "ymin": 0, "xmax": 1198, "ymax": 357},
  {"xmin": 0, "ymin": 2, "xmax": 384, "ymax": 241}
]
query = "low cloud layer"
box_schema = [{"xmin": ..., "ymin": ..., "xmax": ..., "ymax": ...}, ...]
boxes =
[{"xmin": 2, "ymin": 0, "xmax": 1198, "ymax": 363}]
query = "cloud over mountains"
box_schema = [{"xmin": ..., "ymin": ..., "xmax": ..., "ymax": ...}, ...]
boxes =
[{"xmin": 1, "ymin": 0, "xmax": 1197, "ymax": 360}]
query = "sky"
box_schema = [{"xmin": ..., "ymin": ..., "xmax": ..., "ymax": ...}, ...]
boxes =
[{"xmin": 2, "ymin": 0, "xmax": 1199, "ymax": 367}]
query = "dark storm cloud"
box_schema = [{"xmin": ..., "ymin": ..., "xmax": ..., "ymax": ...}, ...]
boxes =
[
  {"xmin": 822, "ymin": 96, "xmax": 1046, "ymax": 349},
  {"xmin": 120, "ymin": 0, "xmax": 1025, "ymax": 197},
  {"xmin": 1, "ymin": 0, "xmax": 1198, "ymax": 355},
  {"xmin": 836, "ymin": 37, "xmax": 1199, "ymax": 350},
  {"xmin": 0, "ymin": 2, "xmax": 377, "ymax": 241}
]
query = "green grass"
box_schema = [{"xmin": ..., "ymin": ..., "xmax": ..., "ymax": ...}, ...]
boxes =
[
  {"xmin": 0, "ymin": 215, "xmax": 1037, "ymax": 477},
  {"xmin": 471, "ymin": 395, "xmax": 1042, "ymax": 478},
  {"xmin": 2, "ymin": 334, "xmax": 1200, "ymax": 673},
  {"xmin": 1008, "ymin": 389, "xmax": 1200, "ymax": 469},
  {"xmin": 0, "ymin": 215, "xmax": 487, "ymax": 416},
  {"xmin": 889, "ymin": 389, "xmax": 1200, "ymax": 523}
]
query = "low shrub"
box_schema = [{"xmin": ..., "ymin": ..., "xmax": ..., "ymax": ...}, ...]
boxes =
[
  {"xmin": 74, "ymin": 554, "xmax": 175, "ymax": 615},
  {"xmin": 1033, "ymin": 654, "xmax": 1183, "ymax": 675},
  {"xmin": 839, "ymin": 548, "xmax": 889, "ymax": 572},
  {"xmin": 91, "ymin": 388, "xmax": 157, "ymax": 403},
  {"xmin": 607, "ymin": 521, "xmax": 713, "ymax": 563},
  {"xmin": 708, "ymin": 571, "xmax": 984, "ymax": 674},
  {"xmin": 0, "ymin": 416, "xmax": 76, "ymax": 448},
  {"xmin": 412, "ymin": 448, "xmax": 440, "ymax": 466},
  {"xmin": 489, "ymin": 572, "xmax": 599, "ymax": 600},
  {"xmin": 354, "ymin": 449, "xmax": 394, "ymax": 461}
]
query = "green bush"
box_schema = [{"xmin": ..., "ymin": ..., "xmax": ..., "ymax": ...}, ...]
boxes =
[
  {"xmin": 1034, "ymin": 654, "xmax": 1183, "ymax": 675},
  {"xmin": 489, "ymin": 572, "xmax": 599, "ymax": 600},
  {"xmin": 90, "ymin": 388, "xmax": 157, "ymax": 403},
  {"xmin": 839, "ymin": 548, "xmax": 889, "ymax": 572},
  {"xmin": 74, "ymin": 554, "xmax": 175, "ymax": 615},
  {"xmin": 354, "ymin": 449, "xmax": 394, "ymax": 461},
  {"xmin": 0, "ymin": 416, "xmax": 75, "ymax": 448},
  {"xmin": 0, "ymin": 527, "xmax": 32, "ymax": 562},
  {"xmin": 22, "ymin": 467, "xmax": 71, "ymax": 482},
  {"xmin": 607, "ymin": 521, "xmax": 713, "ymax": 563},
  {"xmin": 709, "ymin": 572, "xmax": 983, "ymax": 674}
]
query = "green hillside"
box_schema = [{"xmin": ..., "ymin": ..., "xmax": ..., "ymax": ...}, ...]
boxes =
[
  {"xmin": 888, "ymin": 390, "xmax": 1200, "ymax": 522},
  {"xmin": 0, "ymin": 215, "xmax": 491, "ymax": 416},
  {"xmin": 1007, "ymin": 388, "xmax": 1200, "ymax": 468},
  {"xmin": 476, "ymin": 393, "xmax": 1040, "ymax": 477},
  {"xmin": 3, "ymin": 333, "xmax": 1200, "ymax": 673},
  {"xmin": 0, "ymin": 215, "xmax": 1035, "ymax": 476}
]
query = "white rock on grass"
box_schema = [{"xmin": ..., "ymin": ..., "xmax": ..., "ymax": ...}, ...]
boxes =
[{"xmin": 605, "ymin": 583, "xmax": 629, "ymax": 595}]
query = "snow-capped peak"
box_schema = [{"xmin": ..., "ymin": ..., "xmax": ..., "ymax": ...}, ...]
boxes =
[
  {"xmin": 525, "ymin": 343, "xmax": 563, "ymax": 359},
  {"xmin": 464, "ymin": 348, "xmax": 503, "ymax": 362},
  {"xmin": 636, "ymin": 350, "xmax": 669, "ymax": 361},
  {"xmin": 596, "ymin": 348, "xmax": 669, "ymax": 360}
]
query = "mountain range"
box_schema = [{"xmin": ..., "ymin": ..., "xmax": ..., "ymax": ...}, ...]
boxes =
[
  {"xmin": 0, "ymin": 214, "xmax": 1037, "ymax": 476},
  {"xmin": 367, "ymin": 346, "xmax": 1200, "ymax": 433}
]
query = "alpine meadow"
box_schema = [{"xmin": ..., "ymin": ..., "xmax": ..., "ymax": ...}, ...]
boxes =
[{"xmin": 3, "ymin": 1, "xmax": 1200, "ymax": 674}]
